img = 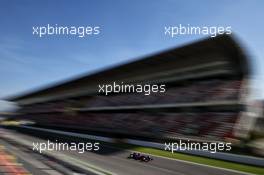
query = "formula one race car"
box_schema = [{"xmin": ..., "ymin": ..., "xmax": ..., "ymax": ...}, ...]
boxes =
[{"xmin": 128, "ymin": 152, "xmax": 153, "ymax": 162}]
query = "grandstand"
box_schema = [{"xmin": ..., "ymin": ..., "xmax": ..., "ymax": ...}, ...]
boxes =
[{"xmin": 6, "ymin": 34, "xmax": 256, "ymax": 142}]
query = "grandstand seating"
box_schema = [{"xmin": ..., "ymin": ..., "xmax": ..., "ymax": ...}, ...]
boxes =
[
  {"xmin": 20, "ymin": 79, "xmax": 241, "ymax": 114},
  {"xmin": 17, "ymin": 78, "xmax": 242, "ymax": 141},
  {"xmin": 26, "ymin": 112, "xmax": 238, "ymax": 141}
]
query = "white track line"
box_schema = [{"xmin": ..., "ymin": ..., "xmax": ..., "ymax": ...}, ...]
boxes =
[{"xmin": 18, "ymin": 126, "xmax": 259, "ymax": 175}]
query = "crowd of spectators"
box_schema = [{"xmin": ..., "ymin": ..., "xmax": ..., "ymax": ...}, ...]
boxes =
[
  {"xmin": 20, "ymin": 79, "xmax": 241, "ymax": 114},
  {"xmin": 25, "ymin": 112, "xmax": 239, "ymax": 141},
  {"xmin": 19, "ymin": 79, "xmax": 242, "ymax": 141}
]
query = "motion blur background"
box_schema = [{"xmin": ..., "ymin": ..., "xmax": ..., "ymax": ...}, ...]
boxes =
[{"xmin": 0, "ymin": 1, "xmax": 263, "ymax": 175}]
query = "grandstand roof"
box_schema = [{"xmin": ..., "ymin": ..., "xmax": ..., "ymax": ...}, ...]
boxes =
[{"xmin": 6, "ymin": 34, "xmax": 250, "ymax": 104}]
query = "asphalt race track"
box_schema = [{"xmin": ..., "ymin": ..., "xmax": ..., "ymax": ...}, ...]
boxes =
[{"xmin": 0, "ymin": 128, "xmax": 249, "ymax": 175}]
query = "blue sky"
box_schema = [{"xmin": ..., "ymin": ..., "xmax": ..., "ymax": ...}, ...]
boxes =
[{"xmin": 0, "ymin": 0, "xmax": 263, "ymax": 107}]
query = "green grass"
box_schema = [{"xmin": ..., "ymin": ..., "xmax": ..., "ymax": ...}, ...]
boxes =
[
  {"xmin": 113, "ymin": 143, "xmax": 264, "ymax": 175},
  {"xmin": 10, "ymin": 126, "xmax": 263, "ymax": 175}
]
